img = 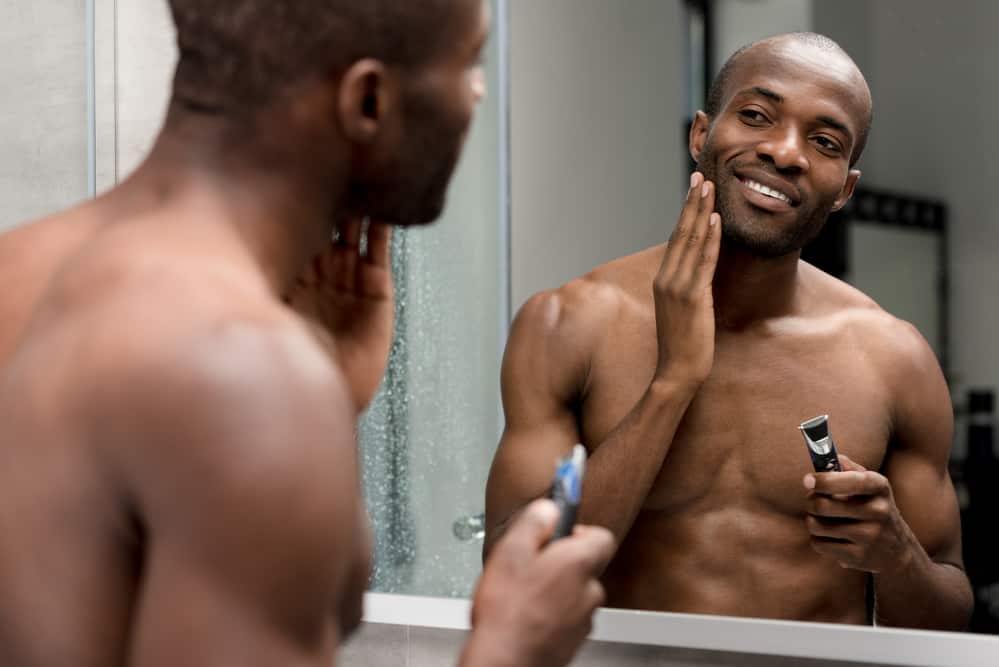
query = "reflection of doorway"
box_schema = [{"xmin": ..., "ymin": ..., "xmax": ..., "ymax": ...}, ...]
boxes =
[{"xmin": 801, "ymin": 187, "xmax": 950, "ymax": 379}]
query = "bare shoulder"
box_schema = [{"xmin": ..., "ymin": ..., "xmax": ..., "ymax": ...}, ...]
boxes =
[
  {"xmin": 52, "ymin": 261, "xmax": 355, "ymax": 495},
  {"xmin": 802, "ymin": 262, "xmax": 938, "ymax": 369},
  {"xmin": 81, "ymin": 294, "xmax": 362, "ymax": 655},
  {"xmin": 504, "ymin": 246, "xmax": 661, "ymax": 404},
  {"xmin": 0, "ymin": 212, "xmax": 102, "ymax": 359},
  {"xmin": 800, "ymin": 262, "xmax": 949, "ymax": 445},
  {"xmin": 89, "ymin": 293, "xmax": 351, "ymax": 445},
  {"xmin": 513, "ymin": 244, "xmax": 661, "ymax": 348}
]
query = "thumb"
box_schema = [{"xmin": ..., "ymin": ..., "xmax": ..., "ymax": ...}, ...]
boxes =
[
  {"xmin": 490, "ymin": 499, "xmax": 559, "ymax": 570},
  {"xmin": 838, "ymin": 453, "xmax": 866, "ymax": 472}
]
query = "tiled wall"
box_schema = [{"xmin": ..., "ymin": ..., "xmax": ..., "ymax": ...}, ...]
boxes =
[{"xmin": 339, "ymin": 622, "xmax": 894, "ymax": 667}]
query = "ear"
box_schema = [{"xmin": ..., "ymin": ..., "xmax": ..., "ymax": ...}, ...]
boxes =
[
  {"xmin": 689, "ymin": 111, "xmax": 711, "ymax": 164},
  {"xmin": 831, "ymin": 169, "xmax": 861, "ymax": 212},
  {"xmin": 337, "ymin": 59, "xmax": 398, "ymax": 143}
]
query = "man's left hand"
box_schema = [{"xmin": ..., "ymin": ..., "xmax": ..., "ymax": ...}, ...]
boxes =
[
  {"xmin": 287, "ymin": 218, "xmax": 394, "ymax": 414},
  {"xmin": 803, "ymin": 454, "xmax": 920, "ymax": 573}
]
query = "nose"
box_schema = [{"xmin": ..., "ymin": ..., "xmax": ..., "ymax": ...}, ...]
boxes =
[
  {"xmin": 757, "ymin": 125, "xmax": 809, "ymax": 174},
  {"xmin": 471, "ymin": 68, "xmax": 487, "ymax": 104}
]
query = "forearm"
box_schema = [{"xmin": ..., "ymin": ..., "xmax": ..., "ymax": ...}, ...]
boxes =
[
  {"xmin": 458, "ymin": 638, "xmax": 510, "ymax": 667},
  {"xmin": 873, "ymin": 547, "xmax": 973, "ymax": 630},
  {"xmin": 458, "ymin": 629, "xmax": 530, "ymax": 667},
  {"xmin": 484, "ymin": 379, "xmax": 695, "ymax": 560},
  {"xmin": 576, "ymin": 378, "xmax": 698, "ymax": 543}
]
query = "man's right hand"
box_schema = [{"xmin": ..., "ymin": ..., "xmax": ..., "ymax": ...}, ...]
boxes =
[
  {"xmin": 461, "ymin": 499, "xmax": 615, "ymax": 667},
  {"xmin": 652, "ymin": 172, "xmax": 721, "ymax": 388}
]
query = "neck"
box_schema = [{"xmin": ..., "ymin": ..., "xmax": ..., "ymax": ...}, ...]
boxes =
[
  {"xmin": 711, "ymin": 241, "xmax": 803, "ymax": 330},
  {"xmin": 109, "ymin": 100, "xmax": 348, "ymax": 297}
]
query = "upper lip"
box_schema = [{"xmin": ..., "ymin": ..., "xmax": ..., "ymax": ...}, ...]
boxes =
[{"xmin": 734, "ymin": 170, "xmax": 802, "ymax": 206}]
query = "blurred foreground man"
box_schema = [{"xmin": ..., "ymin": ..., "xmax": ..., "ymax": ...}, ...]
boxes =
[{"xmin": 0, "ymin": 1, "xmax": 613, "ymax": 665}]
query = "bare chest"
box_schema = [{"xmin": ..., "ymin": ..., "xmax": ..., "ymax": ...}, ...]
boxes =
[{"xmin": 577, "ymin": 320, "xmax": 893, "ymax": 516}]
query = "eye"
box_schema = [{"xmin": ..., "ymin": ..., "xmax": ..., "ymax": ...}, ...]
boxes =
[
  {"xmin": 737, "ymin": 109, "xmax": 769, "ymax": 125},
  {"xmin": 812, "ymin": 135, "xmax": 844, "ymax": 155}
]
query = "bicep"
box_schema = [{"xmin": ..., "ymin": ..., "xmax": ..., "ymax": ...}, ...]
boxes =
[
  {"xmin": 884, "ymin": 326, "xmax": 963, "ymax": 566},
  {"xmin": 485, "ymin": 412, "xmax": 582, "ymax": 537},
  {"xmin": 485, "ymin": 291, "xmax": 590, "ymax": 538},
  {"xmin": 885, "ymin": 449, "xmax": 963, "ymax": 566}
]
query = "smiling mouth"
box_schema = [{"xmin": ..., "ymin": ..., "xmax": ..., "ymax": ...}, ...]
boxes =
[{"xmin": 739, "ymin": 177, "xmax": 793, "ymax": 204}]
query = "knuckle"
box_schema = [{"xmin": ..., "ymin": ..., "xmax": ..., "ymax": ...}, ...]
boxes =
[
  {"xmin": 589, "ymin": 580, "xmax": 607, "ymax": 610},
  {"xmin": 814, "ymin": 497, "xmax": 833, "ymax": 516},
  {"xmin": 867, "ymin": 472, "xmax": 886, "ymax": 489},
  {"xmin": 871, "ymin": 498, "xmax": 891, "ymax": 517}
]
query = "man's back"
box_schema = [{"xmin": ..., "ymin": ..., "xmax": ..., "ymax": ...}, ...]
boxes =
[
  {"xmin": 489, "ymin": 241, "xmax": 958, "ymax": 622},
  {"xmin": 0, "ymin": 213, "xmax": 363, "ymax": 665}
]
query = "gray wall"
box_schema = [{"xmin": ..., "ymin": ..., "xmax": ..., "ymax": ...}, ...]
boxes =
[
  {"xmin": 714, "ymin": 0, "xmax": 813, "ymax": 71},
  {"xmin": 509, "ymin": 0, "xmax": 687, "ymax": 311}
]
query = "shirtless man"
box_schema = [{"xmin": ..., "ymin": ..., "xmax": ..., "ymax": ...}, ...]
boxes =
[
  {"xmin": 485, "ymin": 32, "xmax": 973, "ymax": 630},
  {"xmin": 0, "ymin": 1, "xmax": 613, "ymax": 665}
]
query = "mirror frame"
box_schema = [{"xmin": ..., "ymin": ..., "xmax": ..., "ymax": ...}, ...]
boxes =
[{"xmin": 363, "ymin": 592, "xmax": 999, "ymax": 666}]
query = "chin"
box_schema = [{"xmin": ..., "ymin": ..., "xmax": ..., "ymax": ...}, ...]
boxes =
[
  {"xmin": 722, "ymin": 224, "xmax": 804, "ymax": 258},
  {"xmin": 405, "ymin": 187, "xmax": 449, "ymax": 226},
  {"xmin": 414, "ymin": 200, "xmax": 447, "ymax": 225}
]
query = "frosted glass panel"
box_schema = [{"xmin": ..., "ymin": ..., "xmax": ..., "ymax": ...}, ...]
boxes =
[
  {"xmin": 0, "ymin": 0, "xmax": 90, "ymax": 230},
  {"xmin": 360, "ymin": 0, "xmax": 506, "ymax": 598}
]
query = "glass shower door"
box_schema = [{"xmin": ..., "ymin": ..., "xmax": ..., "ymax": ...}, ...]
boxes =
[{"xmin": 360, "ymin": 0, "xmax": 510, "ymax": 598}]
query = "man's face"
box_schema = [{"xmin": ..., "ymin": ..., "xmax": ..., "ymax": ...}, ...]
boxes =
[
  {"xmin": 349, "ymin": 1, "xmax": 490, "ymax": 225},
  {"xmin": 693, "ymin": 42, "xmax": 868, "ymax": 258}
]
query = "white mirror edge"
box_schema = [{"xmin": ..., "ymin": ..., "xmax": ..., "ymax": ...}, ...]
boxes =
[{"xmin": 363, "ymin": 592, "xmax": 999, "ymax": 666}]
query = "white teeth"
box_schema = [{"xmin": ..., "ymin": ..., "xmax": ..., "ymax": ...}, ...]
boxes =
[{"xmin": 745, "ymin": 179, "xmax": 790, "ymax": 203}]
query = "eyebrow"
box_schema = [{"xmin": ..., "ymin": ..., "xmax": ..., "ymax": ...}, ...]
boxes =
[
  {"xmin": 816, "ymin": 115, "xmax": 854, "ymax": 143},
  {"xmin": 736, "ymin": 86, "xmax": 784, "ymax": 104},
  {"xmin": 735, "ymin": 87, "xmax": 855, "ymax": 144}
]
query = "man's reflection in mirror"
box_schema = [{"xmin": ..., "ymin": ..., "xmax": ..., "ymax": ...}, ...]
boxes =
[{"xmin": 485, "ymin": 32, "xmax": 973, "ymax": 631}]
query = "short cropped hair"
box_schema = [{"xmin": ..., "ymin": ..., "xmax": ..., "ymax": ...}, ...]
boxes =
[
  {"xmin": 168, "ymin": 0, "xmax": 468, "ymax": 112},
  {"xmin": 704, "ymin": 32, "xmax": 872, "ymax": 166}
]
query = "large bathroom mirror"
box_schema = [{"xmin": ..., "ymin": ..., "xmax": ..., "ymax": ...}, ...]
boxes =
[
  {"xmin": 499, "ymin": 0, "xmax": 999, "ymax": 641},
  {"xmin": 4, "ymin": 0, "xmax": 999, "ymax": 663}
]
